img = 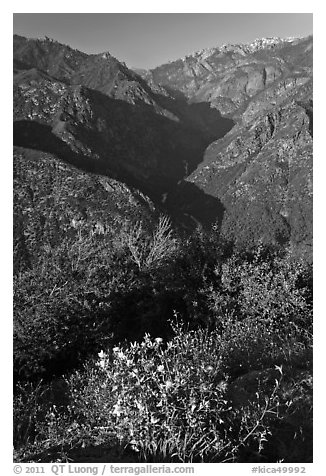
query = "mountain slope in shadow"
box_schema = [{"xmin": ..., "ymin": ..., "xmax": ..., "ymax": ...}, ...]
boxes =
[
  {"xmin": 14, "ymin": 72, "xmax": 234, "ymax": 209},
  {"xmin": 13, "ymin": 34, "xmax": 312, "ymax": 256}
]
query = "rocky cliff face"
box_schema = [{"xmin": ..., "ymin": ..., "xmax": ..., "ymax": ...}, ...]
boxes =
[
  {"xmin": 14, "ymin": 35, "xmax": 234, "ymax": 199},
  {"xmin": 13, "ymin": 34, "xmax": 312, "ymax": 257},
  {"xmin": 148, "ymin": 36, "xmax": 312, "ymax": 116},
  {"xmin": 182, "ymin": 79, "xmax": 312, "ymax": 255},
  {"xmin": 149, "ymin": 36, "xmax": 313, "ymax": 256}
]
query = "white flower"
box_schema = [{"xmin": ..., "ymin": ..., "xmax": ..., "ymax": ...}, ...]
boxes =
[
  {"xmin": 216, "ymin": 380, "xmax": 228, "ymax": 391},
  {"xmin": 129, "ymin": 439, "xmax": 139, "ymax": 452},
  {"xmin": 98, "ymin": 350, "xmax": 105, "ymax": 359},
  {"xmin": 135, "ymin": 400, "xmax": 145, "ymax": 412},
  {"xmin": 157, "ymin": 365, "xmax": 165, "ymax": 373},
  {"xmin": 99, "ymin": 360, "xmax": 106, "ymax": 369},
  {"xmin": 165, "ymin": 380, "xmax": 173, "ymax": 390},
  {"xmin": 112, "ymin": 401, "xmax": 124, "ymax": 417},
  {"xmin": 205, "ymin": 365, "xmax": 214, "ymax": 373},
  {"xmin": 112, "ymin": 347, "xmax": 120, "ymax": 353},
  {"xmin": 155, "ymin": 337, "xmax": 163, "ymax": 344}
]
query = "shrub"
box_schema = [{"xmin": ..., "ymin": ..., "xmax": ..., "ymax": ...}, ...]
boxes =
[
  {"xmin": 203, "ymin": 246, "xmax": 312, "ymax": 334},
  {"xmin": 13, "ymin": 230, "xmax": 133, "ymax": 380},
  {"xmin": 121, "ymin": 215, "xmax": 177, "ymax": 271},
  {"xmin": 14, "ymin": 322, "xmax": 312, "ymax": 463},
  {"xmin": 14, "ymin": 224, "xmax": 312, "ymax": 383}
]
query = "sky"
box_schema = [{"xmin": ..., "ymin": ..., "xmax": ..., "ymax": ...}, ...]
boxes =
[{"xmin": 13, "ymin": 13, "xmax": 313, "ymax": 69}]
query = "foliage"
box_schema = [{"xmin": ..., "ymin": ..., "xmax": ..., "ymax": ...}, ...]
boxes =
[
  {"xmin": 14, "ymin": 323, "xmax": 312, "ymax": 463},
  {"xmin": 205, "ymin": 246, "xmax": 312, "ymax": 334},
  {"xmin": 13, "ymin": 202, "xmax": 313, "ymax": 463},
  {"xmin": 121, "ymin": 215, "xmax": 177, "ymax": 271},
  {"xmin": 14, "ymin": 215, "xmax": 312, "ymax": 381}
]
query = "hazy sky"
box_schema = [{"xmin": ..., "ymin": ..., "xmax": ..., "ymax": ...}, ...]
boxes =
[{"xmin": 13, "ymin": 13, "xmax": 313, "ymax": 69}]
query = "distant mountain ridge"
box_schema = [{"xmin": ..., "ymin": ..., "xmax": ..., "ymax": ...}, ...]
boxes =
[
  {"xmin": 173, "ymin": 36, "xmax": 301, "ymax": 63},
  {"xmin": 145, "ymin": 35, "xmax": 312, "ymax": 115}
]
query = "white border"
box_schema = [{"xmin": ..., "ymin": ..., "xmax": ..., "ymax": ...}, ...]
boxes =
[{"xmin": 3, "ymin": 3, "xmax": 321, "ymax": 475}]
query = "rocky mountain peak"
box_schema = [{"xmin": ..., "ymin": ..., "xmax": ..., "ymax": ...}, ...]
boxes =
[
  {"xmin": 36, "ymin": 35, "xmax": 58, "ymax": 43},
  {"xmin": 246, "ymin": 36, "xmax": 297, "ymax": 51},
  {"xmin": 100, "ymin": 51, "xmax": 113, "ymax": 60},
  {"xmin": 167, "ymin": 36, "xmax": 302, "ymax": 66}
]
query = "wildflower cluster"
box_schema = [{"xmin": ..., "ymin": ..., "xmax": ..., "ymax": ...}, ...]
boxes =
[
  {"xmin": 13, "ymin": 239, "xmax": 312, "ymax": 463},
  {"xmin": 62, "ymin": 328, "xmax": 292, "ymax": 463}
]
